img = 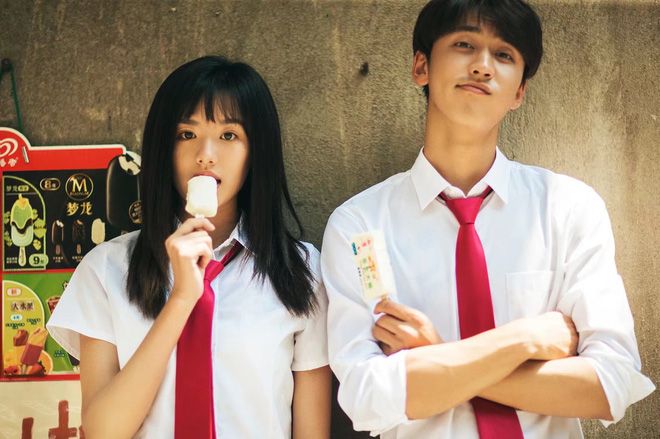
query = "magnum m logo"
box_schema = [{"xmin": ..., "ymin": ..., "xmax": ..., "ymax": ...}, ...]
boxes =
[{"xmin": 65, "ymin": 173, "xmax": 94, "ymax": 201}]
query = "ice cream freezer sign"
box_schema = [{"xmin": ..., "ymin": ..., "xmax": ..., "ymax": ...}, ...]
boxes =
[{"xmin": 0, "ymin": 127, "xmax": 141, "ymax": 382}]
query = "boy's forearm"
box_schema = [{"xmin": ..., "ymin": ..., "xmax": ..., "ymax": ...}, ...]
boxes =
[
  {"xmin": 479, "ymin": 357, "xmax": 612, "ymax": 420},
  {"xmin": 405, "ymin": 321, "xmax": 534, "ymax": 419}
]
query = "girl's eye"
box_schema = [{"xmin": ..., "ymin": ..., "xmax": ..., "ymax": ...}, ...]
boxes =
[
  {"xmin": 177, "ymin": 131, "xmax": 195, "ymax": 140},
  {"xmin": 455, "ymin": 41, "xmax": 473, "ymax": 49},
  {"xmin": 497, "ymin": 52, "xmax": 514, "ymax": 62},
  {"xmin": 221, "ymin": 132, "xmax": 236, "ymax": 141}
]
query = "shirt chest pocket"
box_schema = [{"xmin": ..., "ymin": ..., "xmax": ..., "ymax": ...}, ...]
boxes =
[{"xmin": 505, "ymin": 270, "xmax": 555, "ymax": 320}]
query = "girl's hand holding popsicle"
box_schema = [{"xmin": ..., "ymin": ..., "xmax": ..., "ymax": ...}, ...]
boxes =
[{"xmin": 166, "ymin": 176, "xmax": 218, "ymax": 306}]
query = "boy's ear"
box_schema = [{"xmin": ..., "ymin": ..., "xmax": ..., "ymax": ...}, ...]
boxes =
[
  {"xmin": 412, "ymin": 51, "xmax": 430, "ymax": 87},
  {"xmin": 510, "ymin": 81, "xmax": 527, "ymax": 110}
]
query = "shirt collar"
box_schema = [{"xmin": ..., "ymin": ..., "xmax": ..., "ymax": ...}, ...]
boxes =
[
  {"xmin": 410, "ymin": 146, "xmax": 511, "ymax": 210},
  {"xmin": 411, "ymin": 148, "xmax": 450, "ymax": 210},
  {"xmin": 480, "ymin": 147, "xmax": 510, "ymax": 204},
  {"xmin": 214, "ymin": 214, "xmax": 251, "ymax": 255}
]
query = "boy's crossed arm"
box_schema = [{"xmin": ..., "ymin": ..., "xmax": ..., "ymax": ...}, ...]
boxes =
[{"xmin": 372, "ymin": 299, "xmax": 611, "ymax": 421}]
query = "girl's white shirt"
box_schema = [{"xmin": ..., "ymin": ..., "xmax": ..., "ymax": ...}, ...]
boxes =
[{"xmin": 47, "ymin": 222, "xmax": 328, "ymax": 438}]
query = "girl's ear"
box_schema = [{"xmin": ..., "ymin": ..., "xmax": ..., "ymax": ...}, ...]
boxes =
[{"xmin": 412, "ymin": 51, "xmax": 430, "ymax": 87}]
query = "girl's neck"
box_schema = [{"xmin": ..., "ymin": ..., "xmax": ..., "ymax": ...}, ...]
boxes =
[{"xmin": 208, "ymin": 203, "xmax": 240, "ymax": 249}]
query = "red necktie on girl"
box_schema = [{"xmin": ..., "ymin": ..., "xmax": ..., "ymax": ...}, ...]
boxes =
[
  {"xmin": 175, "ymin": 241, "xmax": 243, "ymax": 439},
  {"xmin": 441, "ymin": 188, "xmax": 525, "ymax": 439}
]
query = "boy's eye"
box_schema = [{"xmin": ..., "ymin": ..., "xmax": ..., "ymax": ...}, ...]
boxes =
[
  {"xmin": 497, "ymin": 52, "xmax": 514, "ymax": 62},
  {"xmin": 221, "ymin": 132, "xmax": 236, "ymax": 141},
  {"xmin": 177, "ymin": 131, "xmax": 195, "ymax": 140},
  {"xmin": 455, "ymin": 41, "xmax": 473, "ymax": 49}
]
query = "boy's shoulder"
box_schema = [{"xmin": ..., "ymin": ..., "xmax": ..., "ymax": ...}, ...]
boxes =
[
  {"xmin": 509, "ymin": 160, "xmax": 601, "ymax": 201},
  {"xmin": 508, "ymin": 160, "xmax": 608, "ymax": 223},
  {"xmin": 333, "ymin": 170, "xmax": 411, "ymax": 217}
]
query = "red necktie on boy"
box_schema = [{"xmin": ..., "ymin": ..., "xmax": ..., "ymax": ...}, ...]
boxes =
[
  {"xmin": 175, "ymin": 241, "xmax": 243, "ymax": 439},
  {"xmin": 441, "ymin": 188, "xmax": 525, "ymax": 439}
]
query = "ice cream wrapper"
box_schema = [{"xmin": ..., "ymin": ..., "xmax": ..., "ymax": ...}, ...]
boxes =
[{"xmin": 350, "ymin": 230, "xmax": 398, "ymax": 304}]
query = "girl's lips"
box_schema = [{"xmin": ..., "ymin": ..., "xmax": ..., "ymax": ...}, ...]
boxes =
[{"xmin": 194, "ymin": 171, "xmax": 221, "ymax": 183}]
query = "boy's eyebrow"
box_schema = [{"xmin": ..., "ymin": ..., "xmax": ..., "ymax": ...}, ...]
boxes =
[
  {"xmin": 450, "ymin": 25, "xmax": 513, "ymax": 48},
  {"xmin": 452, "ymin": 24, "xmax": 482, "ymax": 33}
]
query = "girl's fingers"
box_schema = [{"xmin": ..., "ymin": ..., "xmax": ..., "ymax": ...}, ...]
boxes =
[
  {"xmin": 168, "ymin": 231, "xmax": 213, "ymax": 253},
  {"xmin": 173, "ymin": 217, "xmax": 215, "ymax": 235},
  {"xmin": 197, "ymin": 252, "xmax": 212, "ymax": 270},
  {"xmin": 168, "ymin": 236, "xmax": 213, "ymax": 269}
]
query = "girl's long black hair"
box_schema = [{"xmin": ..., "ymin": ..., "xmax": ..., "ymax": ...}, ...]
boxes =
[{"xmin": 126, "ymin": 56, "xmax": 316, "ymax": 319}]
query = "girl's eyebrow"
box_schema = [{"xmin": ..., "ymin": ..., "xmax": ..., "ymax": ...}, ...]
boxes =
[
  {"xmin": 219, "ymin": 118, "xmax": 243, "ymax": 125},
  {"xmin": 177, "ymin": 117, "xmax": 242, "ymax": 125},
  {"xmin": 178, "ymin": 118, "xmax": 199, "ymax": 125}
]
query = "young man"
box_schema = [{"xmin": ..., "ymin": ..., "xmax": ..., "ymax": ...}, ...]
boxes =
[{"xmin": 321, "ymin": 0, "xmax": 655, "ymax": 437}]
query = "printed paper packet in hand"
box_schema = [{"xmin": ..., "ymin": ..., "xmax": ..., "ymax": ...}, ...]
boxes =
[{"xmin": 350, "ymin": 231, "xmax": 398, "ymax": 307}]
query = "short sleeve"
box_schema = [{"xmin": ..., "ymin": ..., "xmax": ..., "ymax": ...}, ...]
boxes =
[
  {"xmin": 291, "ymin": 246, "xmax": 329, "ymax": 371},
  {"xmin": 46, "ymin": 245, "xmax": 116, "ymax": 359}
]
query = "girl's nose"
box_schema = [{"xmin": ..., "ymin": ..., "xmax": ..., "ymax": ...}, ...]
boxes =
[{"xmin": 196, "ymin": 138, "xmax": 217, "ymax": 166}]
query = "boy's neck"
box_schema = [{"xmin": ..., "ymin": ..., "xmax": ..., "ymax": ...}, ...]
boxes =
[{"xmin": 423, "ymin": 111, "xmax": 499, "ymax": 195}]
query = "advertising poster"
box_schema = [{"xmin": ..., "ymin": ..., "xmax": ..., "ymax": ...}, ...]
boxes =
[{"xmin": 0, "ymin": 127, "xmax": 140, "ymax": 437}]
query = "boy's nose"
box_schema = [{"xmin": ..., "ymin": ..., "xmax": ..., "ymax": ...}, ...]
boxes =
[{"xmin": 469, "ymin": 52, "xmax": 494, "ymax": 79}]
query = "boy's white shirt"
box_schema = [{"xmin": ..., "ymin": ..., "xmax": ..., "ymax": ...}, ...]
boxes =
[
  {"xmin": 322, "ymin": 147, "xmax": 655, "ymax": 438},
  {"xmin": 47, "ymin": 221, "xmax": 328, "ymax": 438}
]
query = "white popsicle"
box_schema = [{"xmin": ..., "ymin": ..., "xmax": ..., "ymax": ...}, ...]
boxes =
[{"xmin": 185, "ymin": 175, "xmax": 218, "ymax": 217}]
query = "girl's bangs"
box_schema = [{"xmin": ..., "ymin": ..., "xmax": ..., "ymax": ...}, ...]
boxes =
[{"xmin": 179, "ymin": 83, "xmax": 243, "ymax": 126}]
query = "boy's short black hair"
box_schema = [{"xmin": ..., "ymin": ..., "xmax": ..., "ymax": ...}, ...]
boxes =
[{"xmin": 413, "ymin": 0, "xmax": 543, "ymax": 95}]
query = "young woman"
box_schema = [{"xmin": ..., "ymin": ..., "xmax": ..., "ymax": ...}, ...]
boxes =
[{"xmin": 47, "ymin": 56, "xmax": 331, "ymax": 438}]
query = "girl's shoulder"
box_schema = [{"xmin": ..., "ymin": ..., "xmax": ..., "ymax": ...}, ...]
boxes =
[{"xmin": 76, "ymin": 230, "xmax": 140, "ymax": 278}]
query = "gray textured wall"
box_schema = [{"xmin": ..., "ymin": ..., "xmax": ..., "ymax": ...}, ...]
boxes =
[{"xmin": 1, "ymin": 0, "xmax": 658, "ymax": 437}]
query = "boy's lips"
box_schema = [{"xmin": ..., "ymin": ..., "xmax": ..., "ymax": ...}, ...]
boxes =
[{"xmin": 457, "ymin": 82, "xmax": 491, "ymax": 95}]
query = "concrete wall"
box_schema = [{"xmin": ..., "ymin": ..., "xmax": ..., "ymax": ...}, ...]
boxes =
[{"xmin": 1, "ymin": 0, "xmax": 658, "ymax": 437}]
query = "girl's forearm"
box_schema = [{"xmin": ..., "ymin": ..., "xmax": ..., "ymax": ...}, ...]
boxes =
[
  {"xmin": 82, "ymin": 296, "xmax": 195, "ymax": 439},
  {"xmin": 292, "ymin": 366, "xmax": 332, "ymax": 439}
]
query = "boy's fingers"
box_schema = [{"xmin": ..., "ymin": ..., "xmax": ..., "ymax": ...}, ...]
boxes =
[
  {"xmin": 372, "ymin": 325, "xmax": 399, "ymax": 348},
  {"xmin": 375, "ymin": 315, "xmax": 405, "ymax": 335},
  {"xmin": 374, "ymin": 298, "xmax": 414, "ymax": 321}
]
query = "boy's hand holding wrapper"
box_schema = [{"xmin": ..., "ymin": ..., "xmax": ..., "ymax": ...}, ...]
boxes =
[{"xmin": 351, "ymin": 231, "xmax": 442, "ymax": 356}]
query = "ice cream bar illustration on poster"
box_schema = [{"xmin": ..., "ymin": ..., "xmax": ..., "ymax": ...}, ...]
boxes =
[
  {"xmin": 3, "ymin": 169, "xmax": 125, "ymax": 270},
  {"xmin": 3, "ymin": 273, "xmax": 76, "ymax": 378},
  {"xmin": 0, "ymin": 127, "xmax": 141, "ymax": 381}
]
